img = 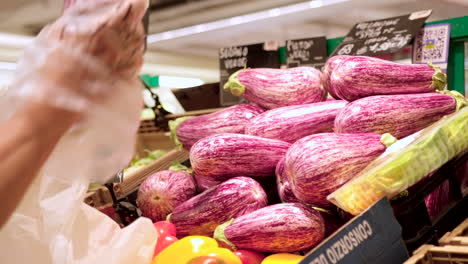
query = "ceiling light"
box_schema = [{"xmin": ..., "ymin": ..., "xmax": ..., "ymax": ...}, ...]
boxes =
[
  {"xmin": 0, "ymin": 33, "xmax": 34, "ymax": 48},
  {"xmin": 147, "ymin": 0, "xmax": 350, "ymax": 43}
]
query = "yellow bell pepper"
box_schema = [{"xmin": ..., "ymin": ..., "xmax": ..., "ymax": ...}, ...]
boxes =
[
  {"xmin": 261, "ymin": 253, "xmax": 304, "ymax": 264},
  {"xmin": 152, "ymin": 236, "xmax": 242, "ymax": 264}
]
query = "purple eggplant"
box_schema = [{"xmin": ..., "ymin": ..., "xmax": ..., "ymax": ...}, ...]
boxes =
[
  {"xmin": 194, "ymin": 173, "xmax": 222, "ymax": 192},
  {"xmin": 190, "ymin": 133, "xmax": 291, "ymax": 185},
  {"xmin": 224, "ymin": 67, "xmax": 326, "ymax": 109},
  {"xmin": 245, "ymin": 100, "xmax": 347, "ymax": 143},
  {"xmin": 425, "ymin": 179, "xmax": 452, "ymax": 221},
  {"xmin": 285, "ymin": 133, "xmax": 395, "ymax": 207},
  {"xmin": 322, "ymin": 56, "xmax": 350, "ymax": 99},
  {"xmin": 328, "ymin": 56, "xmax": 447, "ymax": 101},
  {"xmin": 137, "ymin": 170, "xmax": 196, "ymax": 222},
  {"xmin": 169, "ymin": 176, "xmax": 267, "ymax": 236},
  {"xmin": 335, "ymin": 93, "xmax": 459, "ymax": 139},
  {"xmin": 276, "ymin": 157, "xmax": 299, "ymax": 203},
  {"xmin": 214, "ymin": 203, "xmax": 325, "ymax": 252},
  {"xmin": 169, "ymin": 104, "xmax": 265, "ymax": 150}
]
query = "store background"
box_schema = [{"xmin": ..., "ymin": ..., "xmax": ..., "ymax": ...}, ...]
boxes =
[{"xmin": 0, "ymin": 0, "xmax": 467, "ymax": 95}]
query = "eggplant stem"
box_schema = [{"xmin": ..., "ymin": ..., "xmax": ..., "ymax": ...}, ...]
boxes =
[
  {"xmin": 224, "ymin": 69, "xmax": 246, "ymax": 96},
  {"xmin": 381, "ymin": 133, "xmax": 398, "ymax": 147},
  {"xmin": 213, "ymin": 219, "xmax": 236, "ymax": 250},
  {"xmin": 438, "ymin": 90, "xmax": 468, "ymax": 111},
  {"xmin": 428, "ymin": 63, "xmax": 447, "ymax": 91},
  {"xmin": 169, "ymin": 116, "xmax": 194, "ymax": 150}
]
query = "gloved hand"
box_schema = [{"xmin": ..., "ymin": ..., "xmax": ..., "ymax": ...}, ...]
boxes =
[{"xmin": 11, "ymin": 0, "xmax": 147, "ymax": 116}]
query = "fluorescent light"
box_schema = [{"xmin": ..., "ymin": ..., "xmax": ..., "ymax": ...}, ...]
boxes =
[
  {"xmin": 0, "ymin": 33, "xmax": 33, "ymax": 48},
  {"xmin": 0, "ymin": 62, "xmax": 17, "ymax": 70},
  {"xmin": 158, "ymin": 75, "xmax": 204, "ymax": 89},
  {"xmin": 147, "ymin": 0, "xmax": 350, "ymax": 43}
]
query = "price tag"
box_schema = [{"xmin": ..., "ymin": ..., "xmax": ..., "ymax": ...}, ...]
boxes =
[
  {"xmin": 219, "ymin": 42, "xmax": 280, "ymax": 106},
  {"xmin": 412, "ymin": 23, "xmax": 451, "ymax": 72},
  {"xmin": 331, "ymin": 10, "xmax": 432, "ymax": 57},
  {"xmin": 286, "ymin": 37, "xmax": 327, "ymax": 69}
]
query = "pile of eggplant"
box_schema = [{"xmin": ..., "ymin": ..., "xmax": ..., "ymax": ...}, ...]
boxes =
[{"xmin": 138, "ymin": 55, "xmax": 467, "ymax": 255}]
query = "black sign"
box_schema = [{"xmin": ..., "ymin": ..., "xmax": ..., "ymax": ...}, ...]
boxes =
[
  {"xmin": 300, "ymin": 198, "xmax": 408, "ymax": 264},
  {"xmin": 219, "ymin": 42, "xmax": 280, "ymax": 106},
  {"xmin": 286, "ymin": 37, "xmax": 327, "ymax": 69},
  {"xmin": 331, "ymin": 10, "xmax": 432, "ymax": 57}
]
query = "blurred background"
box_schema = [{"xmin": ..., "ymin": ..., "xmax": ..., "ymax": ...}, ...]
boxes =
[{"xmin": 0, "ymin": 0, "xmax": 467, "ymax": 88}]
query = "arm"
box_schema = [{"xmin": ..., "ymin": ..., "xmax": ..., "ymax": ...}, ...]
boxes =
[{"xmin": 0, "ymin": 101, "xmax": 78, "ymax": 228}]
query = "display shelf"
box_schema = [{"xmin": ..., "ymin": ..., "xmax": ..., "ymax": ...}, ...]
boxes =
[
  {"xmin": 165, "ymin": 107, "xmax": 226, "ymax": 120},
  {"xmin": 439, "ymin": 219, "xmax": 468, "ymax": 246},
  {"xmin": 112, "ymin": 148, "xmax": 189, "ymax": 200},
  {"xmin": 404, "ymin": 244, "xmax": 468, "ymax": 264}
]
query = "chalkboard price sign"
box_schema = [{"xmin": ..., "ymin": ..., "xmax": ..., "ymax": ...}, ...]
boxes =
[
  {"xmin": 331, "ymin": 10, "xmax": 432, "ymax": 57},
  {"xmin": 286, "ymin": 37, "xmax": 327, "ymax": 69},
  {"xmin": 219, "ymin": 42, "xmax": 280, "ymax": 106}
]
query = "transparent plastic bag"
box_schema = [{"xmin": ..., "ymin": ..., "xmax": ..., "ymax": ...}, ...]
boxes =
[
  {"xmin": 0, "ymin": 0, "xmax": 157, "ymax": 263},
  {"xmin": 328, "ymin": 107, "xmax": 468, "ymax": 215}
]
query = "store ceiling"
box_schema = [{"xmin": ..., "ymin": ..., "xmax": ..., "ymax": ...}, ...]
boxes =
[
  {"xmin": 0, "ymin": 0, "xmax": 467, "ymax": 82},
  {"xmin": 145, "ymin": 0, "xmax": 468, "ymax": 58}
]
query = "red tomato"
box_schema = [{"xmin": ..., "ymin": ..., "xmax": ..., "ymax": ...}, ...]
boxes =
[
  {"xmin": 233, "ymin": 250, "xmax": 265, "ymax": 264},
  {"xmin": 153, "ymin": 235, "xmax": 178, "ymax": 257},
  {"xmin": 187, "ymin": 256, "xmax": 227, "ymax": 264},
  {"xmin": 153, "ymin": 221, "xmax": 177, "ymax": 237}
]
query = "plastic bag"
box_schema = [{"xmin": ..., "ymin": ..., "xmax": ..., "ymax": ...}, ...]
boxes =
[
  {"xmin": 0, "ymin": 0, "xmax": 157, "ymax": 263},
  {"xmin": 328, "ymin": 106, "xmax": 468, "ymax": 215}
]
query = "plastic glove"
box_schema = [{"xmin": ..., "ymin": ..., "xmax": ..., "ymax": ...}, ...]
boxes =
[{"xmin": 10, "ymin": 0, "xmax": 146, "ymax": 115}]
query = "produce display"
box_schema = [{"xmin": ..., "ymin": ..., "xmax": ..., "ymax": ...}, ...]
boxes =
[
  {"xmin": 223, "ymin": 67, "xmax": 326, "ymax": 109},
  {"xmin": 170, "ymin": 104, "xmax": 265, "ymax": 150},
  {"xmin": 123, "ymin": 54, "xmax": 467, "ymax": 264},
  {"xmin": 325, "ymin": 55, "xmax": 447, "ymax": 101},
  {"xmin": 245, "ymin": 100, "xmax": 347, "ymax": 143},
  {"xmin": 169, "ymin": 177, "xmax": 268, "ymax": 236},
  {"xmin": 285, "ymin": 133, "xmax": 396, "ymax": 207},
  {"xmin": 214, "ymin": 203, "xmax": 325, "ymax": 252},
  {"xmin": 334, "ymin": 92, "xmax": 461, "ymax": 138}
]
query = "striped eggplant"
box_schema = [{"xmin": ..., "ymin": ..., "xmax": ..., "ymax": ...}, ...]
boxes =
[
  {"xmin": 328, "ymin": 56, "xmax": 447, "ymax": 101},
  {"xmin": 321, "ymin": 55, "xmax": 350, "ymax": 99},
  {"xmin": 169, "ymin": 104, "xmax": 265, "ymax": 150},
  {"xmin": 285, "ymin": 133, "xmax": 396, "ymax": 207},
  {"xmin": 194, "ymin": 173, "xmax": 222, "ymax": 192},
  {"xmin": 190, "ymin": 133, "xmax": 291, "ymax": 183},
  {"xmin": 245, "ymin": 100, "xmax": 347, "ymax": 143},
  {"xmin": 224, "ymin": 67, "xmax": 326, "ymax": 109},
  {"xmin": 335, "ymin": 92, "xmax": 466, "ymax": 139},
  {"xmin": 214, "ymin": 203, "xmax": 325, "ymax": 252},
  {"xmin": 137, "ymin": 170, "xmax": 196, "ymax": 222},
  {"xmin": 169, "ymin": 177, "xmax": 267, "ymax": 236},
  {"xmin": 276, "ymin": 157, "xmax": 299, "ymax": 203}
]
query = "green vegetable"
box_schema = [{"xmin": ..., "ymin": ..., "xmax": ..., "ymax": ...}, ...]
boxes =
[
  {"xmin": 124, "ymin": 149, "xmax": 167, "ymax": 174},
  {"xmin": 329, "ymin": 106, "xmax": 468, "ymax": 215}
]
